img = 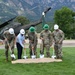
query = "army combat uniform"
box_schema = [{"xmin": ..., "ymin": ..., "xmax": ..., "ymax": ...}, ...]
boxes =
[
  {"xmin": 52, "ymin": 29, "xmax": 64, "ymax": 59},
  {"xmin": 40, "ymin": 30, "xmax": 52, "ymax": 57},
  {"xmin": 3, "ymin": 30, "xmax": 15, "ymax": 60},
  {"xmin": 28, "ymin": 30, "xmax": 38, "ymax": 57}
]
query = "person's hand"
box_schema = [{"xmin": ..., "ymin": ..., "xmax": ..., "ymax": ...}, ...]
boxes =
[
  {"xmin": 24, "ymin": 40, "xmax": 26, "ymax": 43},
  {"xmin": 30, "ymin": 40, "xmax": 33, "ymax": 43},
  {"xmin": 5, "ymin": 38, "xmax": 7, "ymax": 41},
  {"xmin": 41, "ymin": 37, "xmax": 44, "ymax": 40},
  {"xmin": 32, "ymin": 46, "xmax": 34, "ymax": 50},
  {"xmin": 22, "ymin": 40, "xmax": 26, "ymax": 44}
]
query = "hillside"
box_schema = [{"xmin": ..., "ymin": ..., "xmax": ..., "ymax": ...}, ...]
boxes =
[{"xmin": 0, "ymin": 0, "xmax": 75, "ymax": 23}]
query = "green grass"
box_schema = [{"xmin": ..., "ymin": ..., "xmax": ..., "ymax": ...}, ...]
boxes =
[{"xmin": 0, "ymin": 47, "xmax": 75, "ymax": 75}]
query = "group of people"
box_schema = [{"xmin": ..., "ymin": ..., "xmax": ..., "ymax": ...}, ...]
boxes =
[
  {"xmin": 3, "ymin": 24, "xmax": 64, "ymax": 61},
  {"xmin": 40, "ymin": 24, "xmax": 64, "ymax": 59}
]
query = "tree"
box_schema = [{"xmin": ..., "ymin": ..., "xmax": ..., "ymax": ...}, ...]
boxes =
[
  {"xmin": 15, "ymin": 16, "xmax": 30, "ymax": 25},
  {"xmin": 54, "ymin": 7, "xmax": 75, "ymax": 39}
]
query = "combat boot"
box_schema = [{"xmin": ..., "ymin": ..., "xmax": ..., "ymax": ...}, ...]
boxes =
[
  {"xmin": 34, "ymin": 51, "xmax": 37, "ymax": 58},
  {"xmin": 11, "ymin": 57, "xmax": 14, "ymax": 61},
  {"xmin": 58, "ymin": 56, "xmax": 62, "ymax": 59},
  {"xmin": 46, "ymin": 52, "xmax": 50, "ymax": 57},
  {"xmin": 40, "ymin": 50, "xmax": 44, "ymax": 54}
]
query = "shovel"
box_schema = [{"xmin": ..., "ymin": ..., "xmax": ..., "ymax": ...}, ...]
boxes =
[
  {"xmin": 40, "ymin": 39, "xmax": 44, "ymax": 58},
  {"xmin": 23, "ymin": 47, "xmax": 28, "ymax": 59},
  {"xmin": 31, "ymin": 46, "xmax": 36, "ymax": 59},
  {"xmin": 40, "ymin": 54, "xmax": 44, "ymax": 58},
  {"xmin": 51, "ymin": 46, "xmax": 56, "ymax": 59}
]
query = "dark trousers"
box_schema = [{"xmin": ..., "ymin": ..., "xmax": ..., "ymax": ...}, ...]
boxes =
[{"xmin": 16, "ymin": 43, "xmax": 23, "ymax": 59}]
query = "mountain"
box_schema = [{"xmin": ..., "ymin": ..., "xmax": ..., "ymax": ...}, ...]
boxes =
[{"xmin": 0, "ymin": 0, "xmax": 75, "ymax": 23}]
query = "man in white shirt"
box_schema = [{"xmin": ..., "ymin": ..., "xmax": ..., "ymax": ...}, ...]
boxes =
[{"xmin": 16, "ymin": 29, "xmax": 25, "ymax": 59}]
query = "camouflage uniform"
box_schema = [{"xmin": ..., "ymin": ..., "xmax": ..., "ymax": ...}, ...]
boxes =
[
  {"xmin": 28, "ymin": 32, "xmax": 38, "ymax": 57},
  {"xmin": 52, "ymin": 29, "xmax": 64, "ymax": 59},
  {"xmin": 3, "ymin": 30, "xmax": 15, "ymax": 60},
  {"xmin": 40, "ymin": 30, "xmax": 52, "ymax": 57}
]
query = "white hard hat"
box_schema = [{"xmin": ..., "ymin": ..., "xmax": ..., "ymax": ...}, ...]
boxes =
[
  {"xmin": 20, "ymin": 29, "xmax": 25, "ymax": 34},
  {"xmin": 9, "ymin": 28, "xmax": 14, "ymax": 34},
  {"xmin": 54, "ymin": 24, "xmax": 59, "ymax": 30}
]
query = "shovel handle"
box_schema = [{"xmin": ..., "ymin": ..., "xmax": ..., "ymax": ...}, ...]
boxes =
[
  {"xmin": 23, "ymin": 47, "xmax": 27, "ymax": 56},
  {"xmin": 7, "ymin": 41, "xmax": 12, "ymax": 54},
  {"xmin": 32, "ymin": 46, "xmax": 34, "ymax": 55}
]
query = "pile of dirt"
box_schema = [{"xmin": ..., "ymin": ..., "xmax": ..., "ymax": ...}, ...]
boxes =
[{"xmin": 12, "ymin": 58, "xmax": 62, "ymax": 64}]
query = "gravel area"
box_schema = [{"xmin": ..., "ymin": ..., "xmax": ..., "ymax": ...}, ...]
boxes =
[{"xmin": 0, "ymin": 39, "xmax": 75, "ymax": 49}]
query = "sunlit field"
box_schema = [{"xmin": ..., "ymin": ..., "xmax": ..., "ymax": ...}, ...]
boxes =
[{"xmin": 0, "ymin": 47, "xmax": 75, "ymax": 75}]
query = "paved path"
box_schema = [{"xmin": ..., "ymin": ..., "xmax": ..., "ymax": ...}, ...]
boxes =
[
  {"xmin": 62, "ymin": 40, "xmax": 75, "ymax": 47},
  {"xmin": 0, "ymin": 39, "xmax": 75, "ymax": 49}
]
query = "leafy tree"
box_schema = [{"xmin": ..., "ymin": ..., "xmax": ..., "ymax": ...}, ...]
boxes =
[
  {"xmin": 15, "ymin": 16, "xmax": 30, "ymax": 25},
  {"xmin": 54, "ymin": 7, "xmax": 75, "ymax": 39}
]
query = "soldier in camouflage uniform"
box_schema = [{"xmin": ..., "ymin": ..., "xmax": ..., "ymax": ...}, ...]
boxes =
[
  {"xmin": 28, "ymin": 27, "xmax": 38, "ymax": 57},
  {"xmin": 40, "ymin": 24, "xmax": 52, "ymax": 57},
  {"xmin": 3, "ymin": 28, "xmax": 16, "ymax": 61},
  {"xmin": 52, "ymin": 24, "xmax": 64, "ymax": 59}
]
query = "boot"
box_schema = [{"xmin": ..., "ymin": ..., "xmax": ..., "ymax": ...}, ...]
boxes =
[
  {"xmin": 58, "ymin": 56, "xmax": 62, "ymax": 59},
  {"xmin": 40, "ymin": 50, "xmax": 44, "ymax": 54},
  {"xmin": 34, "ymin": 52, "xmax": 37, "ymax": 58},
  {"xmin": 30, "ymin": 51, "xmax": 32, "ymax": 58},
  {"xmin": 46, "ymin": 52, "xmax": 50, "ymax": 57},
  {"xmin": 11, "ymin": 57, "xmax": 14, "ymax": 61}
]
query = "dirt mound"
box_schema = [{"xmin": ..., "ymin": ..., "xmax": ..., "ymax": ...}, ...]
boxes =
[{"xmin": 12, "ymin": 58, "xmax": 62, "ymax": 64}]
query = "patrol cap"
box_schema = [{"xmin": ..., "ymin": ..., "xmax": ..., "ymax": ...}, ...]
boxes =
[
  {"xmin": 29, "ymin": 27, "xmax": 35, "ymax": 32},
  {"xmin": 43, "ymin": 24, "xmax": 49, "ymax": 30},
  {"xmin": 9, "ymin": 28, "xmax": 14, "ymax": 34},
  {"xmin": 20, "ymin": 29, "xmax": 25, "ymax": 34},
  {"xmin": 54, "ymin": 24, "xmax": 59, "ymax": 30}
]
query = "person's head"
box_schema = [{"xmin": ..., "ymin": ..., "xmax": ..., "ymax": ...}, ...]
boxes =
[
  {"xmin": 20, "ymin": 29, "xmax": 25, "ymax": 35},
  {"xmin": 43, "ymin": 24, "xmax": 49, "ymax": 30},
  {"xmin": 29, "ymin": 26, "xmax": 35, "ymax": 33},
  {"xmin": 54, "ymin": 24, "xmax": 59, "ymax": 30},
  {"xmin": 9, "ymin": 28, "xmax": 14, "ymax": 34}
]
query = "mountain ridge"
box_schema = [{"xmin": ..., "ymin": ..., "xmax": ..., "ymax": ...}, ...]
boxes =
[{"xmin": 0, "ymin": 0, "xmax": 75, "ymax": 23}]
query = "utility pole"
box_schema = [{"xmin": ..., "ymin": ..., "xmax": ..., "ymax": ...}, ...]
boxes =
[{"xmin": 42, "ymin": 12, "xmax": 45, "ymax": 28}]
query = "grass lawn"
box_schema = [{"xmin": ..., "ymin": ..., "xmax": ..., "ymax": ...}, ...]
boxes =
[{"xmin": 0, "ymin": 47, "xmax": 75, "ymax": 75}]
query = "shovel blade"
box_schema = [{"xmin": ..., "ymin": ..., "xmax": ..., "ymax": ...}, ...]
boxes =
[
  {"xmin": 23, "ymin": 56, "xmax": 28, "ymax": 59},
  {"xmin": 11, "ymin": 54, "xmax": 16, "ymax": 59},
  {"xmin": 31, "ymin": 55, "xmax": 36, "ymax": 59},
  {"xmin": 40, "ymin": 54, "xmax": 44, "ymax": 58},
  {"xmin": 51, "ymin": 55, "xmax": 56, "ymax": 59}
]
